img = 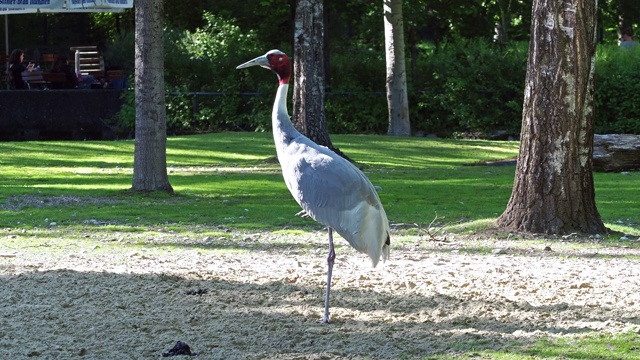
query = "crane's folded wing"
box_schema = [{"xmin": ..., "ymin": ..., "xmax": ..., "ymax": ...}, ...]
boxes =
[{"xmin": 291, "ymin": 152, "xmax": 384, "ymax": 227}]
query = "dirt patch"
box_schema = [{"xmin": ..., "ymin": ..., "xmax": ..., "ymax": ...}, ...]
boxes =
[{"xmin": 1, "ymin": 230, "xmax": 639, "ymax": 359}]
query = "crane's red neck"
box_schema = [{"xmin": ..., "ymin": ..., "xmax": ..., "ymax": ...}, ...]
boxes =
[{"xmin": 267, "ymin": 52, "xmax": 291, "ymax": 85}]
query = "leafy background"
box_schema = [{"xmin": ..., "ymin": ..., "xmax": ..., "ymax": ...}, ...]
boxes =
[{"xmin": 3, "ymin": 1, "xmax": 639, "ymax": 136}]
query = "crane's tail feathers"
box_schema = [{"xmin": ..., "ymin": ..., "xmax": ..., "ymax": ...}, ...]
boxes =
[
  {"xmin": 369, "ymin": 231, "xmax": 390, "ymax": 268},
  {"xmin": 381, "ymin": 232, "xmax": 390, "ymax": 263}
]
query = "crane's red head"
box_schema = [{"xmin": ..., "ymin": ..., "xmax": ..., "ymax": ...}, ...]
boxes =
[{"xmin": 236, "ymin": 49, "xmax": 291, "ymax": 85}]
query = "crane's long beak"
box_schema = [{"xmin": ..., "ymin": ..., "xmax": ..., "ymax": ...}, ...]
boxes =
[{"xmin": 236, "ymin": 54, "xmax": 269, "ymax": 69}]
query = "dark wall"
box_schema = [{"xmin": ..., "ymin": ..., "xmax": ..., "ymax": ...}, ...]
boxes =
[{"xmin": 0, "ymin": 89, "xmax": 123, "ymax": 141}]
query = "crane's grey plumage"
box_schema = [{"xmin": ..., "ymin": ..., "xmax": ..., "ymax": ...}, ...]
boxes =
[{"xmin": 237, "ymin": 50, "xmax": 390, "ymax": 323}]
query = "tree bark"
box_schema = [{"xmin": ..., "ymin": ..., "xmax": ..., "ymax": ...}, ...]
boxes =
[
  {"xmin": 323, "ymin": 1, "xmax": 331, "ymax": 94},
  {"xmin": 292, "ymin": 0, "xmax": 336, "ymax": 151},
  {"xmin": 497, "ymin": 0, "xmax": 606, "ymax": 234},
  {"xmin": 131, "ymin": 0, "xmax": 173, "ymax": 193},
  {"xmin": 494, "ymin": 0, "xmax": 512, "ymax": 44},
  {"xmin": 383, "ymin": 0, "xmax": 411, "ymax": 136}
]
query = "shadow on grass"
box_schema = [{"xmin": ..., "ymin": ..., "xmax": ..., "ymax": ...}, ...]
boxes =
[{"xmin": 2, "ymin": 219, "xmax": 638, "ymax": 261}]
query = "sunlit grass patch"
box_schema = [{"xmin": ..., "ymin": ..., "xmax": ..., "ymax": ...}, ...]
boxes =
[
  {"xmin": 416, "ymin": 330, "xmax": 640, "ymax": 359},
  {"xmin": 0, "ymin": 132, "xmax": 637, "ymax": 236}
]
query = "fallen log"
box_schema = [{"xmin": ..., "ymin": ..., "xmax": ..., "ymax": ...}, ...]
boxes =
[{"xmin": 593, "ymin": 134, "xmax": 640, "ymax": 172}]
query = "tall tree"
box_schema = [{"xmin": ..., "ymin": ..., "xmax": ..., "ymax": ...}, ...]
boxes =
[
  {"xmin": 494, "ymin": 0, "xmax": 512, "ymax": 43},
  {"xmin": 497, "ymin": 0, "xmax": 606, "ymax": 234},
  {"xmin": 383, "ymin": 0, "xmax": 410, "ymax": 136},
  {"xmin": 292, "ymin": 0, "xmax": 338, "ymax": 152},
  {"xmin": 131, "ymin": 0, "xmax": 173, "ymax": 193}
]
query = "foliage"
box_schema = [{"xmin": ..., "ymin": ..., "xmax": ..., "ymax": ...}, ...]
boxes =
[
  {"xmin": 166, "ymin": 12, "xmax": 267, "ymax": 132},
  {"xmin": 103, "ymin": 31, "xmax": 135, "ymax": 73},
  {"xmin": 88, "ymin": 12, "xmax": 133, "ymax": 43},
  {"xmin": 599, "ymin": 0, "xmax": 640, "ymax": 43},
  {"xmin": 594, "ymin": 44, "xmax": 640, "ymax": 134},
  {"xmin": 325, "ymin": 49, "xmax": 387, "ymax": 134},
  {"xmin": 325, "ymin": 92, "xmax": 388, "ymax": 134},
  {"xmin": 414, "ymin": 39, "xmax": 528, "ymax": 136},
  {"xmin": 107, "ymin": 13, "xmax": 269, "ymax": 135},
  {"xmin": 108, "ymin": 88, "xmax": 135, "ymax": 138},
  {"xmin": 107, "ymin": 33, "xmax": 640, "ymax": 137}
]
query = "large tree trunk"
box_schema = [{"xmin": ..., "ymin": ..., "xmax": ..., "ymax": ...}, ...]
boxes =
[
  {"xmin": 131, "ymin": 0, "xmax": 173, "ymax": 193},
  {"xmin": 497, "ymin": 0, "xmax": 605, "ymax": 234},
  {"xmin": 383, "ymin": 0, "xmax": 410, "ymax": 136},
  {"xmin": 323, "ymin": 1, "xmax": 331, "ymax": 94},
  {"xmin": 292, "ymin": 0, "xmax": 336, "ymax": 151}
]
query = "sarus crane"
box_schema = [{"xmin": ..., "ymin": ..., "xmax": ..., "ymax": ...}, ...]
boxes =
[{"xmin": 236, "ymin": 50, "xmax": 390, "ymax": 323}]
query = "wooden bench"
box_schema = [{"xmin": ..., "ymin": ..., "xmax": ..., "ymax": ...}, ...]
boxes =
[{"xmin": 44, "ymin": 72, "xmax": 68, "ymax": 89}]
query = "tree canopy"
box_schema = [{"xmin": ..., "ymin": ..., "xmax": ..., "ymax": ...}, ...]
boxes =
[
  {"xmin": 4, "ymin": 0, "xmax": 635, "ymax": 55},
  {"xmin": 3, "ymin": 1, "xmax": 638, "ymax": 137}
]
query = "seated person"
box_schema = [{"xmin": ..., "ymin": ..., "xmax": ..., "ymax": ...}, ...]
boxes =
[
  {"xmin": 620, "ymin": 27, "xmax": 640, "ymax": 49},
  {"xmin": 51, "ymin": 54, "xmax": 79, "ymax": 89},
  {"xmin": 8, "ymin": 48, "xmax": 34, "ymax": 89}
]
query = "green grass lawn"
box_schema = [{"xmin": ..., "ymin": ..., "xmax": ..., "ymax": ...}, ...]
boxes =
[
  {"xmin": 432, "ymin": 330, "xmax": 640, "ymax": 359},
  {"xmin": 0, "ymin": 132, "xmax": 638, "ymax": 236}
]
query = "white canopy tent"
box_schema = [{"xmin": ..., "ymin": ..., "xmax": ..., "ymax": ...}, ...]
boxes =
[
  {"xmin": 0, "ymin": 0, "xmax": 133, "ymax": 12},
  {"xmin": 1, "ymin": 0, "xmax": 133, "ymax": 57}
]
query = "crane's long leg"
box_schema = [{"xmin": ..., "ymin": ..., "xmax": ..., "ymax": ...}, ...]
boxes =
[{"xmin": 322, "ymin": 226, "xmax": 336, "ymax": 323}]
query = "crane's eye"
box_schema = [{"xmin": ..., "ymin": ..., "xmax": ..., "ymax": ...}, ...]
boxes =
[{"xmin": 278, "ymin": 57, "xmax": 283, "ymax": 62}]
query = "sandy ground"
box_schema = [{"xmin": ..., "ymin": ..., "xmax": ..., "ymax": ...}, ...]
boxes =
[{"xmin": 1, "ymin": 229, "xmax": 639, "ymax": 359}]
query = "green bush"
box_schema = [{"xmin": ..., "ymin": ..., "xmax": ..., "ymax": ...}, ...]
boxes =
[
  {"xmin": 414, "ymin": 39, "xmax": 528, "ymax": 136},
  {"xmin": 108, "ymin": 25, "xmax": 639, "ymax": 137},
  {"xmin": 108, "ymin": 12, "xmax": 267, "ymax": 135},
  {"xmin": 104, "ymin": 31, "xmax": 135, "ymax": 74},
  {"xmin": 324, "ymin": 41, "xmax": 640, "ymax": 137},
  {"xmin": 326, "ymin": 49, "xmax": 388, "ymax": 134},
  {"xmin": 273, "ymin": 40, "xmax": 528, "ymax": 137},
  {"xmin": 595, "ymin": 44, "xmax": 640, "ymax": 134}
]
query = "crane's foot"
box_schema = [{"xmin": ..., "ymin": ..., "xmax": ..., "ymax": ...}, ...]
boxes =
[
  {"xmin": 318, "ymin": 317, "xmax": 330, "ymax": 324},
  {"xmin": 295, "ymin": 210, "xmax": 310, "ymax": 218}
]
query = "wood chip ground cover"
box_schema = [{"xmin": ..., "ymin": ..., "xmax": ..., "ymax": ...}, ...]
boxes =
[{"xmin": 1, "ymin": 229, "xmax": 639, "ymax": 359}]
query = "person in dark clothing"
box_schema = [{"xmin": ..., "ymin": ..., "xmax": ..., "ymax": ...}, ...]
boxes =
[
  {"xmin": 51, "ymin": 54, "xmax": 79, "ymax": 89},
  {"xmin": 8, "ymin": 49, "xmax": 34, "ymax": 89}
]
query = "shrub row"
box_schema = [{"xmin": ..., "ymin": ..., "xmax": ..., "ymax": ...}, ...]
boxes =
[
  {"xmin": 107, "ymin": 16, "xmax": 640, "ymax": 137},
  {"xmin": 326, "ymin": 41, "xmax": 640, "ymax": 136},
  {"xmin": 594, "ymin": 45, "xmax": 640, "ymax": 134}
]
